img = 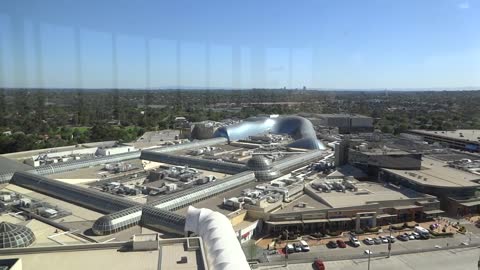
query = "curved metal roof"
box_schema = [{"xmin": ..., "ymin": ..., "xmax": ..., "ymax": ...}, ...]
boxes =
[
  {"xmin": 0, "ymin": 156, "xmax": 32, "ymax": 175},
  {"xmin": 247, "ymin": 155, "xmax": 272, "ymax": 170},
  {"xmin": 0, "ymin": 222, "xmax": 36, "ymax": 249},
  {"xmin": 90, "ymin": 171, "xmax": 256, "ymax": 236},
  {"xmin": 141, "ymin": 206, "xmax": 186, "ymax": 235},
  {"xmin": 91, "ymin": 205, "xmax": 143, "ymax": 236},
  {"xmin": 214, "ymin": 115, "xmax": 325, "ymax": 150},
  {"xmin": 254, "ymin": 169, "xmax": 281, "ymax": 181},
  {"xmin": 11, "ymin": 172, "xmax": 140, "ymax": 214}
]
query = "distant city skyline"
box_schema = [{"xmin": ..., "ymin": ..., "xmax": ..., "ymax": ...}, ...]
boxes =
[{"xmin": 1, "ymin": 0, "xmax": 479, "ymax": 89}]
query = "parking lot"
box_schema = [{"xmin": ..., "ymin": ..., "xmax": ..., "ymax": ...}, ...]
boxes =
[
  {"xmin": 263, "ymin": 230, "xmax": 480, "ymax": 264},
  {"xmin": 257, "ymin": 247, "xmax": 479, "ymax": 270}
]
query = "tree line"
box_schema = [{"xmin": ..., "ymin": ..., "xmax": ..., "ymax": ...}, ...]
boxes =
[{"xmin": 1, "ymin": 88, "xmax": 479, "ymax": 154}]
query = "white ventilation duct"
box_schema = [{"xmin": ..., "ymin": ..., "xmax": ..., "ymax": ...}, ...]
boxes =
[{"xmin": 185, "ymin": 206, "xmax": 250, "ymax": 270}]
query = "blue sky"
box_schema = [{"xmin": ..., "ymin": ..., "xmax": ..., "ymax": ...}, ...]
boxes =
[{"xmin": 0, "ymin": 0, "xmax": 479, "ymax": 89}]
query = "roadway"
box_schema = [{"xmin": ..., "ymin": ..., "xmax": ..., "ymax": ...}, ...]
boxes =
[
  {"xmin": 256, "ymin": 247, "xmax": 480, "ymax": 270},
  {"xmin": 262, "ymin": 233, "xmax": 480, "ymax": 264}
]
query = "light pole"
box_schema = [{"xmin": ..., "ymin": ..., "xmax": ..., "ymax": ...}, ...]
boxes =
[
  {"xmin": 365, "ymin": 250, "xmax": 372, "ymax": 270},
  {"xmin": 284, "ymin": 229, "xmax": 289, "ymax": 267},
  {"xmin": 387, "ymin": 224, "xmax": 392, "ymax": 258}
]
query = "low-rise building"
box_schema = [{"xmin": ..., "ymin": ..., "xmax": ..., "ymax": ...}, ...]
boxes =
[
  {"xmin": 407, "ymin": 129, "xmax": 480, "ymax": 152},
  {"xmin": 379, "ymin": 157, "xmax": 480, "ymax": 214},
  {"xmin": 300, "ymin": 113, "xmax": 374, "ymax": 134},
  {"xmin": 262, "ymin": 179, "xmax": 441, "ymax": 235},
  {"xmin": 96, "ymin": 145, "xmax": 136, "ymax": 156},
  {"xmin": 349, "ymin": 148, "xmax": 422, "ymax": 176}
]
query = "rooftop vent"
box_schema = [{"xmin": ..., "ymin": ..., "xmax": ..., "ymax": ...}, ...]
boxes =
[
  {"xmin": 187, "ymin": 238, "xmax": 201, "ymax": 250},
  {"xmin": 177, "ymin": 256, "xmax": 188, "ymax": 264}
]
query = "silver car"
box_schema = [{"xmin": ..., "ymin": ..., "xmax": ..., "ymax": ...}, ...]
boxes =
[{"xmin": 363, "ymin": 238, "xmax": 374, "ymax": 245}]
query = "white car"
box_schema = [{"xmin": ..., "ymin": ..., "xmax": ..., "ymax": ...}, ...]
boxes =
[
  {"xmin": 379, "ymin": 235, "xmax": 389, "ymax": 243},
  {"xmin": 363, "ymin": 238, "xmax": 374, "ymax": 245},
  {"xmin": 412, "ymin": 232, "xmax": 421, "ymax": 239},
  {"xmin": 299, "ymin": 240, "xmax": 310, "ymax": 252},
  {"xmin": 408, "ymin": 233, "xmax": 415, "ymax": 240},
  {"xmin": 350, "ymin": 237, "xmax": 361, "ymax": 247},
  {"xmin": 388, "ymin": 236, "xmax": 396, "ymax": 243}
]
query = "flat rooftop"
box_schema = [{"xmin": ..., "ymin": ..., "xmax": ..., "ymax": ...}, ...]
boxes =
[
  {"xmin": 410, "ymin": 129, "xmax": 480, "ymax": 143},
  {"xmin": 314, "ymin": 181, "xmax": 430, "ymax": 208},
  {"xmin": 172, "ymin": 142, "xmax": 248, "ymax": 156},
  {"xmin": 1, "ymin": 184, "xmax": 178, "ymax": 242},
  {"xmin": 428, "ymin": 151, "xmax": 480, "ymax": 162},
  {"xmin": 2, "ymin": 184, "xmax": 103, "ymax": 222},
  {"xmin": 174, "ymin": 182, "xmax": 259, "ymax": 216},
  {"xmin": 327, "ymin": 164, "xmax": 367, "ymax": 179},
  {"xmin": 142, "ymin": 160, "xmax": 231, "ymax": 180},
  {"xmin": 354, "ymin": 148, "xmax": 412, "ymax": 155},
  {"xmin": 0, "ymin": 214, "xmax": 87, "ymax": 247},
  {"xmin": 48, "ymin": 159, "xmax": 145, "ymax": 184},
  {"xmin": 0, "ymin": 156, "xmax": 32, "ymax": 175},
  {"xmin": 273, "ymin": 194, "xmax": 331, "ymax": 214},
  {"xmin": 0, "ymin": 238, "xmax": 206, "ymax": 270},
  {"xmin": 383, "ymin": 157, "xmax": 480, "ymax": 188},
  {"xmin": 126, "ymin": 130, "xmax": 181, "ymax": 149},
  {"xmin": 0, "ymin": 141, "xmax": 116, "ymax": 161}
]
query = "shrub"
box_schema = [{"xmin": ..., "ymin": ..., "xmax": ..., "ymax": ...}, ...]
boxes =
[
  {"xmin": 391, "ymin": 224, "xmax": 404, "ymax": 230},
  {"xmin": 326, "ymin": 230, "xmax": 342, "ymax": 237},
  {"xmin": 312, "ymin": 232, "xmax": 324, "ymax": 238},
  {"xmin": 429, "ymin": 229, "xmax": 454, "ymax": 237},
  {"xmin": 405, "ymin": 222, "xmax": 416, "ymax": 229},
  {"xmin": 366, "ymin": 227, "xmax": 380, "ymax": 233}
]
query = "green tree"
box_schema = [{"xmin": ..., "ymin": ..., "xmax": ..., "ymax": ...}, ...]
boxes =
[{"xmin": 0, "ymin": 89, "xmax": 6, "ymax": 127}]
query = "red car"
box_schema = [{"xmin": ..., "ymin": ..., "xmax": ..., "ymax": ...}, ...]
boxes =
[
  {"xmin": 336, "ymin": 239, "xmax": 347, "ymax": 248},
  {"xmin": 314, "ymin": 259, "xmax": 325, "ymax": 270}
]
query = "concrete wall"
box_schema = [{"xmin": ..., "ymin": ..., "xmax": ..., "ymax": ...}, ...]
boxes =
[
  {"xmin": 97, "ymin": 146, "xmax": 135, "ymax": 156},
  {"xmin": 229, "ymin": 210, "xmax": 247, "ymax": 226},
  {"xmin": 236, "ymin": 220, "xmax": 259, "ymax": 243},
  {"xmin": 244, "ymin": 199, "xmax": 283, "ymax": 213},
  {"xmin": 349, "ymin": 150, "xmax": 422, "ymax": 170}
]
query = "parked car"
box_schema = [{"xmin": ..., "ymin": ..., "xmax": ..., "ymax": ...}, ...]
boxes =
[
  {"xmin": 299, "ymin": 240, "xmax": 310, "ymax": 252},
  {"xmin": 412, "ymin": 232, "xmax": 421, "ymax": 239},
  {"xmin": 293, "ymin": 243, "xmax": 302, "ymax": 252},
  {"xmin": 373, "ymin": 238, "xmax": 382, "ymax": 245},
  {"xmin": 314, "ymin": 259, "xmax": 326, "ymax": 270},
  {"xmin": 327, "ymin": 240, "xmax": 338, "ymax": 248},
  {"xmin": 336, "ymin": 239, "xmax": 347, "ymax": 248},
  {"xmin": 388, "ymin": 236, "xmax": 396, "ymax": 243},
  {"xmin": 407, "ymin": 233, "xmax": 415, "ymax": 240},
  {"xmin": 379, "ymin": 235, "xmax": 389, "ymax": 243},
  {"xmin": 397, "ymin": 234, "xmax": 409, "ymax": 241},
  {"xmin": 284, "ymin": 244, "xmax": 295, "ymax": 253},
  {"xmin": 415, "ymin": 226, "xmax": 431, "ymax": 239},
  {"xmin": 363, "ymin": 238, "xmax": 374, "ymax": 245},
  {"xmin": 350, "ymin": 237, "xmax": 361, "ymax": 247},
  {"xmin": 266, "ymin": 250, "xmax": 277, "ymax": 255}
]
